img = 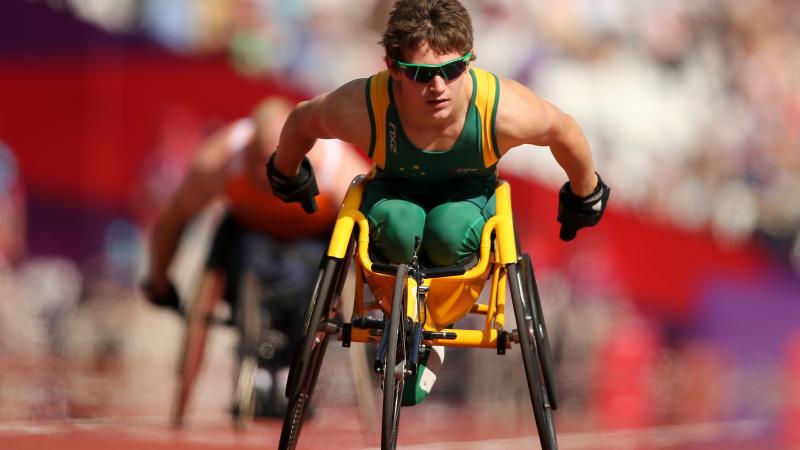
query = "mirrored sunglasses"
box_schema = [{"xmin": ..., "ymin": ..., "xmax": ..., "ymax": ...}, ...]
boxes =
[{"xmin": 395, "ymin": 52, "xmax": 472, "ymax": 84}]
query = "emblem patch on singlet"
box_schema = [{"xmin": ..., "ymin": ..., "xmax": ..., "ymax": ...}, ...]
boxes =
[{"xmin": 389, "ymin": 122, "xmax": 398, "ymax": 154}]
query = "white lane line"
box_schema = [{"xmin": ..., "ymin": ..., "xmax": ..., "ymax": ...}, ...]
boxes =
[
  {"xmin": 0, "ymin": 415, "xmax": 279, "ymax": 448},
  {"xmin": 0, "ymin": 417, "xmax": 771, "ymax": 449},
  {"xmin": 361, "ymin": 419, "xmax": 771, "ymax": 450}
]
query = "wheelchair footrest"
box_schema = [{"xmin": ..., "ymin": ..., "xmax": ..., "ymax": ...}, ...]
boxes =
[
  {"xmin": 497, "ymin": 330, "xmax": 509, "ymax": 355},
  {"xmin": 422, "ymin": 330, "xmax": 457, "ymax": 340},
  {"xmin": 342, "ymin": 323, "xmax": 351, "ymax": 347},
  {"xmin": 342, "ymin": 316, "xmax": 386, "ymax": 346}
]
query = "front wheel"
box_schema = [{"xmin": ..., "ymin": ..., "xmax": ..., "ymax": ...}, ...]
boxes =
[
  {"xmin": 521, "ymin": 254, "xmax": 558, "ymax": 410},
  {"xmin": 509, "ymin": 262, "xmax": 557, "ymax": 450},
  {"xmin": 381, "ymin": 264, "xmax": 408, "ymax": 450},
  {"xmin": 279, "ymin": 257, "xmax": 344, "ymax": 450}
]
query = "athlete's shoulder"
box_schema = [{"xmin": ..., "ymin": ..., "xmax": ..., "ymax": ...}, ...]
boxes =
[
  {"xmin": 328, "ymin": 77, "xmax": 370, "ymax": 104},
  {"xmin": 494, "ymin": 77, "xmax": 560, "ymax": 152},
  {"xmin": 319, "ymin": 78, "xmax": 372, "ymax": 150}
]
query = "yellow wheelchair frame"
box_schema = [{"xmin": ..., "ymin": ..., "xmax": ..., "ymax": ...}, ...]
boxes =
[{"xmin": 279, "ymin": 176, "xmax": 558, "ymax": 450}]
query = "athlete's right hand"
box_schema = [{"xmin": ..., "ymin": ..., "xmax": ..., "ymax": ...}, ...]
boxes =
[
  {"xmin": 266, "ymin": 153, "xmax": 319, "ymax": 214},
  {"xmin": 141, "ymin": 279, "xmax": 183, "ymax": 314}
]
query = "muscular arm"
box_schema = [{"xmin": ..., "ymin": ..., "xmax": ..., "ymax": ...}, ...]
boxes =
[
  {"xmin": 147, "ymin": 125, "xmax": 234, "ymax": 293},
  {"xmin": 272, "ymin": 79, "xmax": 371, "ymax": 176},
  {"xmin": 495, "ymin": 78, "xmax": 597, "ymax": 196}
]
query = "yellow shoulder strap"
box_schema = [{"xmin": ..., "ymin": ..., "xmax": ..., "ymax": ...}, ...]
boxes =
[
  {"xmin": 471, "ymin": 67, "xmax": 501, "ymax": 168},
  {"xmin": 366, "ymin": 71, "xmax": 391, "ymax": 169}
]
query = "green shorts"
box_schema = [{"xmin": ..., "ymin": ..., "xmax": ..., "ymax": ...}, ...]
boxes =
[{"xmin": 360, "ymin": 177, "xmax": 496, "ymax": 266}]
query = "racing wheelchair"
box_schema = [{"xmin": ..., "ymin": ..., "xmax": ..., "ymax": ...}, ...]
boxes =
[
  {"xmin": 164, "ymin": 216, "xmax": 320, "ymax": 431},
  {"xmin": 278, "ymin": 175, "xmax": 559, "ymax": 450}
]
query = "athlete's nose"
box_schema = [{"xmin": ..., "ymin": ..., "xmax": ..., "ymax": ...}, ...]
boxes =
[{"xmin": 428, "ymin": 75, "xmax": 447, "ymax": 93}]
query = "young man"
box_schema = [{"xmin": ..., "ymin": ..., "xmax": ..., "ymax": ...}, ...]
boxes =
[
  {"xmin": 143, "ymin": 97, "xmax": 368, "ymax": 424},
  {"xmin": 267, "ymin": 0, "xmax": 610, "ymax": 404}
]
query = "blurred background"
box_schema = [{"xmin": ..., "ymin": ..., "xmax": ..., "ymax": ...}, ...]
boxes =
[{"xmin": 0, "ymin": 0, "xmax": 799, "ymax": 448}]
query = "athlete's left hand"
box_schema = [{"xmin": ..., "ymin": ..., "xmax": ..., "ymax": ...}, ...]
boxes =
[{"xmin": 557, "ymin": 172, "xmax": 610, "ymax": 241}]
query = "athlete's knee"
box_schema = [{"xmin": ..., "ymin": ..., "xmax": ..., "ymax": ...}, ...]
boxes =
[
  {"xmin": 423, "ymin": 231, "xmax": 463, "ymax": 266},
  {"xmin": 368, "ymin": 200, "xmax": 425, "ymax": 263},
  {"xmin": 424, "ymin": 205, "xmax": 483, "ymax": 266}
]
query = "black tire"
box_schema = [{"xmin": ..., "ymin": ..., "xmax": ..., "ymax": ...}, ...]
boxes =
[
  {"xmin": 232, "ymin": 272, "xmax": 262, "ymax": 430},
  {"xmin": 279, "ymin": 257, "xmax": 343, "ymax": 450},
  {"xmin": 509, "ymin": 262, "xmax": 557, "ymax": 450},
  {"xmin": 381, "ymin": 264, "xmax": 408, "ymax": 450},
  {"xmin": 521, "ymin": 254, "xmax": 558, "ymax": 410}
]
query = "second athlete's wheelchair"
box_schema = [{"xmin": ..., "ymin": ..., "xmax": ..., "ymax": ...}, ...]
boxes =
[{"xmin": 279, "ymin": 175, "xmax": 559, "ymax": 450}]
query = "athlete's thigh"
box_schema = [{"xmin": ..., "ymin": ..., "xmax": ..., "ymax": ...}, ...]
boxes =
[{"xmin": 361, "ymin": 180, "xmax": 426, "ymax": 263}]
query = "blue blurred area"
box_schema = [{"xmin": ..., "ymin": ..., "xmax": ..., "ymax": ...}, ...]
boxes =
[{"xmin": 699, "ymin": 273, "xmax": 800, "ymax": 365}]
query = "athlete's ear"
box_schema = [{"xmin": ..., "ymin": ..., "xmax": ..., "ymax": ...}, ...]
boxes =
[{"xmin": 385, "ymin": 56, "xmax": 402, "ymax": 80}]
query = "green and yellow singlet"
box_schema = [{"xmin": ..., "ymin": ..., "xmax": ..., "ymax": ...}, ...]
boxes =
[{"xmin": 364, "ymin": 67, "xmax": 501, "ymax": 201}]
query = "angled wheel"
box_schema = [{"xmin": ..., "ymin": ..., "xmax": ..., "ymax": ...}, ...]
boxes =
[
  {"xmin": 172, "ymin": 270, "xmax": 225, "ymax": 427},
  {"xmin": 232, "ymin": 272, "xmax": 262, "ymax": 430},
  {"xmin": 520, "ymin": 254, "xmax": 558, "ymax": 410},
  {"xmin": 509, "ymin": 262, "xmax": 557, "ymax": 450},
  {"xmin": 232, "ymin": 355, "xmax": 258, "ymax": 430},
  {"xmin": 382, "ymin": 264, "xmax": 408, "ymax": 450},
  {"xmin": 279, "ymin": 256, "xmax": 346, "ymax": 450}
]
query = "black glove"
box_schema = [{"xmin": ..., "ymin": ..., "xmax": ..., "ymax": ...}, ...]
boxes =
[
  {"xmin": 266, "ymin": 153, "xmax": 319, "ymax": 214},
  {"xmin": 557, "ymin": 172, "xmax": 610, "ymax": 241},
  {"xmin": 141, "ymin": 279, "xmax": 183, "ymax": 314}
]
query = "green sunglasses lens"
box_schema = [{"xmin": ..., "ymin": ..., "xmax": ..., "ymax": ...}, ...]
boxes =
[
  {"xmin": 398, "ymin": 54, "xmax": 470, "ymax": 83},
  {"xmin": 440, "ymin": 60, "xmax": 467, "ymax": 80}
]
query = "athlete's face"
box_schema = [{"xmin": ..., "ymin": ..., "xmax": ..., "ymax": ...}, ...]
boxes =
[{"xmin": 388, "ymin": 41, "xmax": 471, "ymax": 121}]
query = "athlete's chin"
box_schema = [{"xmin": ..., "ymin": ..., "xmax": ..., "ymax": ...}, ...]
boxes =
[{"xmin": 426, "ymin": 101, "xmax": 451, "ymax": 118}]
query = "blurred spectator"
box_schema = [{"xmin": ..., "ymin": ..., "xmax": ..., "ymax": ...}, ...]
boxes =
[
  {"xmin": 17, "ymin": 256, "xmax": 83, "ymax": 355},
  {"xmin": 140, "ymin": 0, "xmax": 200, "ymax": 54}
]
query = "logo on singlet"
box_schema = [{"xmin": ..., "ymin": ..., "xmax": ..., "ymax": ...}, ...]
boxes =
[{"xmin": 389, "ymin": 122, "xmax": 398, "ymax": 154}]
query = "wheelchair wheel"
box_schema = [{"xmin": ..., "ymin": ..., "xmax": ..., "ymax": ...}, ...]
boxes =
[
  {"xmin": 521, "ymin": 254, "xmax": 558, "ymax": 410},
  {"xmin": 509, "ymin": 262, "xmax": 557, "ymax": 450},
  {"xmin": 232, "ymin": 355, "xmax": 257, "ymax": 430},
  {"xmin": 279, "ymin": 256, "xmax": 346, "ymax": 450},
  {"xmin": 382, "ymin": 264, "xmax": 408, "ymax": 450},
  {"xmin": 232, "ymin": 272, "xmax": 262, "ymax": 430}
]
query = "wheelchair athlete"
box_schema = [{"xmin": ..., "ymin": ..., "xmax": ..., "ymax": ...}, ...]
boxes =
[
  {"xmin": 267, "ymin": 0, "xmax": 610, "ymax": 406},
  {"xmin": 142, "ymin": 97, "xmax": 367, "ymax": 424}
]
